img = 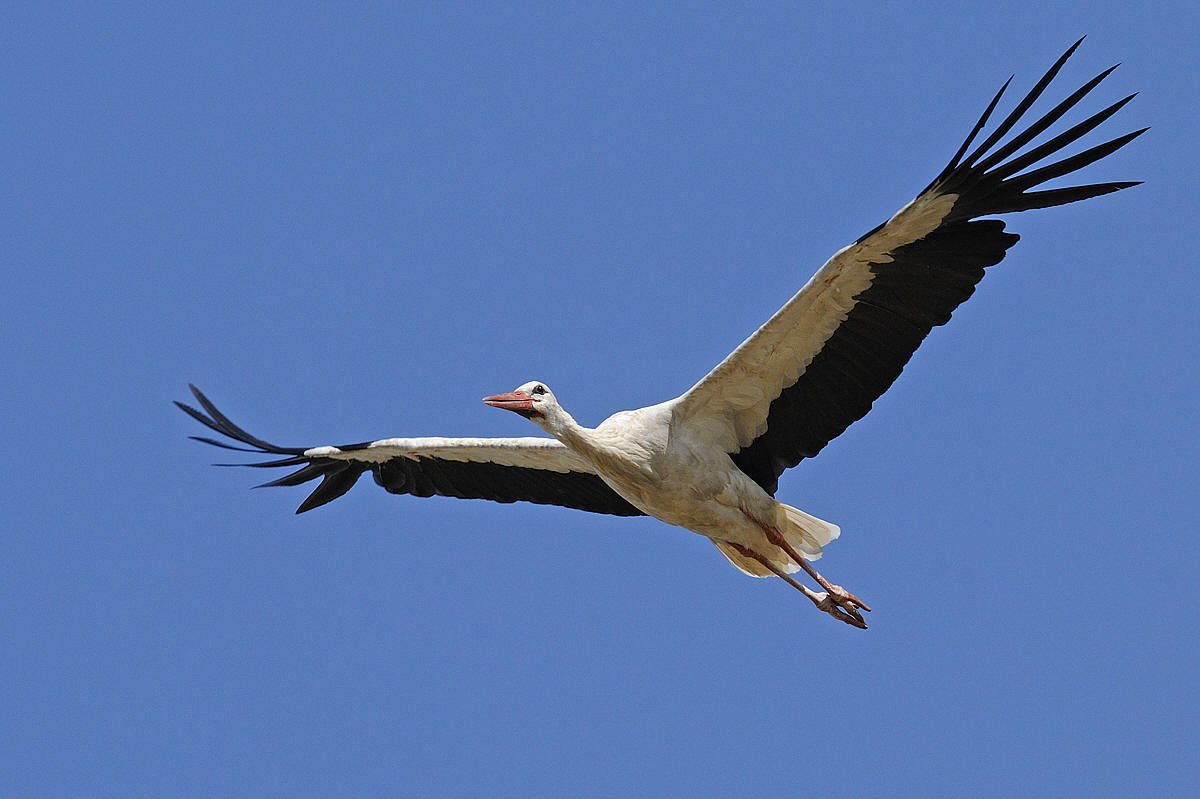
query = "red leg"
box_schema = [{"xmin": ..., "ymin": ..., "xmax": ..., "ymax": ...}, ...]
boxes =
[
  {"xmin": 725, "ymin": 542, "xmax": 868, "ymax": 630},
  {"xmin": 749, "ymin": 519, "xmax": 872, "ymax": 620}
]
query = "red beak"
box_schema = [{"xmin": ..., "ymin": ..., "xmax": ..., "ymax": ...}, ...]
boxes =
[{"xmin": 482, "ymin": 391, "xmax": 535, "ymax": 414}]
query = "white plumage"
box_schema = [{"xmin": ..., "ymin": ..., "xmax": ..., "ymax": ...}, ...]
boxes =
[{"xmin": 180, "ymin": 41, "xmax": 1141, "ymax": 629}]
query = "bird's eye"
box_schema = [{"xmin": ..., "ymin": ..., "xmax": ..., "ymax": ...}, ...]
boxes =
[{"xmin": 532, "ymin": 385, "xmax": 546, "ymax": 396}]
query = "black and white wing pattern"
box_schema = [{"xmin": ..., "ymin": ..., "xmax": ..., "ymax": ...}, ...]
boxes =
[
  {"xmin": 674, "ymin": 39, "xmax": 1144, "ymax": 494},
  {"xmin": 177, "ymin": 385, "xmax": 644, "ymax": 516}
]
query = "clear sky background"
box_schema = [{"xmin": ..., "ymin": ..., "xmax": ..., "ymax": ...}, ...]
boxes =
[{"xmin": 3, "ymin": 3, "xmax": 1196, "ymax": 796}]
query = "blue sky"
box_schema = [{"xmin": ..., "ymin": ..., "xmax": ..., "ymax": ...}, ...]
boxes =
[{"xmin": 3, "ymin": 3, "xmax": 1197, "ymax": 796}]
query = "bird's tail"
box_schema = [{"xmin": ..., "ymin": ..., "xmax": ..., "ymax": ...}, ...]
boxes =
[
  {"xmin": 777, "ymin": 502, "xmax": 841, "ymax": 562},
  {"xmin": 712, "ymin": 504, "xmax": 841, "ymax": 577}
]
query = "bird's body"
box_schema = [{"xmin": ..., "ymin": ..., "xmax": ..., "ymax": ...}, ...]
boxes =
[
  {"xmin": 535, "ymin": 398, "xmax": 827, "ymax": 567},
  {"xmin": 179, "ymin": 41, "xmax": 1142, "ymax": 628}
]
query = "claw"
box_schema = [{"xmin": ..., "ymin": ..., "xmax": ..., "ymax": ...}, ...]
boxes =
[
  {"xmin": 813, "ymin": 592, "xmax": 869, "ymax": 629},
  {"xmin": 833, "ymin": 606, "xmax": 869, "ymax": 629}
]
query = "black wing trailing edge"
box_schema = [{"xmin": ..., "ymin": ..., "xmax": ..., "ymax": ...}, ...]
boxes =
[
  {"xmin": 176, "ymin": 385, "xmax": 645, "ymax": 517},
  {"xmin": 732, "ymin": 39, "xmax": 1144, "ymax": 494}
]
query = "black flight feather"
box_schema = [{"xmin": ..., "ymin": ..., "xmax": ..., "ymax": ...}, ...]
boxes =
[{"xmin": 733, "ymin": 41, "xmax": 1141, "ymax": 494}]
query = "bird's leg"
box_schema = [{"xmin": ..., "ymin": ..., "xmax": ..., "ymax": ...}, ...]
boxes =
[
  {"xmin": 752, "ymin": 521, "xmax": 871, "ymax": 621},
  {"xmin": 725, "ymin": 542, "xmax": 867, "ymax": 630}
]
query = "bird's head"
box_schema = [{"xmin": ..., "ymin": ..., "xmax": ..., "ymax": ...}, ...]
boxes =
[{"xmin": 482, "ymin": 380, "xmax": 555, "ymax": 421}]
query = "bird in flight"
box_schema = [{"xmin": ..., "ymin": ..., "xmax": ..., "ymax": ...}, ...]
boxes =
[{"xmin": 179, "ymin": 40, "xmax": 1141, "ymax": 629}]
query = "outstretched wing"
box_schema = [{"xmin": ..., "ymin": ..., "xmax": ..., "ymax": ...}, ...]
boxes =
[
  {"xmin": 673, "ymin": 39, "xmax": 1143, "ymax": 494},
  {"xmin": 177, "ymin": 385, "xmax": 645, "ymax": 516}
]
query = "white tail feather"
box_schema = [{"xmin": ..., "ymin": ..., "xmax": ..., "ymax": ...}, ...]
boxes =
[
  {"xmin": 777, "ymin": 503, "xmax": 840, "ymax": 562},
  {"xmin": 712, "ymin": 503, "xmax": 840, "ymax": 577}
]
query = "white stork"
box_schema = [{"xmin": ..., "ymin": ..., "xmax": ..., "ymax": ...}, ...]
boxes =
[{"xmin": 179, "ymin": 40, "xmax": 1142, "ymax": 628}]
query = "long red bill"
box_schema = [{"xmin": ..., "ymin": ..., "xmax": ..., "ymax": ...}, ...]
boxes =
[{"xmin": 482, "ymin": 391, "xmax": 535, "ymax": 412}]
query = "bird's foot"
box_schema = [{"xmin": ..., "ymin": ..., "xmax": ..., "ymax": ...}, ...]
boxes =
[
  {"xmin": 812, "ymin": 585, "xmax": 870, "ymax": 629},
  {"xmin": 827, "ymin": 583, "xmax": 871, "ymax": 613}
]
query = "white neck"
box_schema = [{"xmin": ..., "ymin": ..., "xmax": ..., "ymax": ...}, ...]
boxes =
[{"xmin": 534, "ymin": 402, "xmax": 595, "ymax": 453}]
